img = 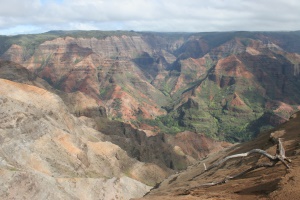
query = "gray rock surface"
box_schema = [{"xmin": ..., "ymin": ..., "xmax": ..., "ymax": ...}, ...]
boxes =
[{"xmin": 0, "ymin": 78, "xmax": 153, "ymax": 200}]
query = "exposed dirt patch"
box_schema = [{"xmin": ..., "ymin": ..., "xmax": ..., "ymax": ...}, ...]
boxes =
[
  {"xmin": 216, "ymin": 55, "xmax": 253, "ymax": 79},
  {"xmin": 137, "ymin": 111, "xmax": 300, "ymax": 200}
]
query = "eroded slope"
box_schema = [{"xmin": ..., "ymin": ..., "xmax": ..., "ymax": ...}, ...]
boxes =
[
  {"xmin": 138, "ymin": 111, "xmax": 300, "ymax": 200},
  {"xmin": 0, "ymin": 78, "xmax": 154, "ymax": 199}
]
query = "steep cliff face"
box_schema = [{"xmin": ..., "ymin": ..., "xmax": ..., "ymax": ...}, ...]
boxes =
[
  {"xmin": 0, "ymin": 78, "xmax": 153, "ymax": 199},
  {"xmin": 1, "ymin": 31, "xmax": 300, "ymax": 141},
  {"xmin": 160, "ymin": 35, "xmax": 300, "ymax": 141},
  {"xmin": 1, "ymin": 34, "xmax": 169, "ymax": 121}
]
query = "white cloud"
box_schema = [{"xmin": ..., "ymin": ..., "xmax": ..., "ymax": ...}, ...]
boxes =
[{"xmin": 0, "ymin": 0, "xmax": 300, "ymax": 35}]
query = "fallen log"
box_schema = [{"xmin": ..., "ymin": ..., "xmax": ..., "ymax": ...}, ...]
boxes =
[{"xmin": 190, "ymin": 138, "xmax": 291, "ymax": 187}]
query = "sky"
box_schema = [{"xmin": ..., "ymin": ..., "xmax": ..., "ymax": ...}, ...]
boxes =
[{"xmin": 0, "ymin": 0, "xmax": 300, "ymax": 35}]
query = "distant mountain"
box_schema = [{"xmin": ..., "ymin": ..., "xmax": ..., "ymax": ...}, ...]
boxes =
[{"xmin": 1, "ymin": 30, "xmax": 300, "ymax": 142}]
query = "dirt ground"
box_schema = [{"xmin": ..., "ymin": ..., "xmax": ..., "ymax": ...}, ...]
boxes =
[{"xmin": 135, "ymin": 112, "xmax": 300, "ymax": 200}]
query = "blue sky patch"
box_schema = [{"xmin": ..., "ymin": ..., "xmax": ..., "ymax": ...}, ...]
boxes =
[{"xmin": 40, "ymin": 0, "xmax": 64, "ymax": 5}]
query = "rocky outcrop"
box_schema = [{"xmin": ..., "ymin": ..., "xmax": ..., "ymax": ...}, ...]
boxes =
[
  {"xmin": 95, "ymin": 119, "xmax": 196, "ymax": 171},
  {"xmin": 166, "ymin": 131, "xmax": 231, "ymax": 160},
  {"xmin": 0, "ymin": 78, "xmax": 157, "ymax": 199}
]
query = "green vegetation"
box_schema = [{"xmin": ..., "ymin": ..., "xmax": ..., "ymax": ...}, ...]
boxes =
[
  {"xmin": 205, "ymin": 57, "xmax": 214, "ymax": 68},
  {"xmin": 160, "ymin": 78, "xmax": 175, "ymax": 96},
  {"xmin": 139, "ymin": 115, "xmax": 185, "ymax": 135},
  {"xmin": 99, "ymin": 85, "xmax": 115, "ymax": 99},
  {"xmin": 0, "ymin": 33, "xmax": 61, "ymax": 58},
  {"xmin": 74, "ymin": 57, "xmax": 82, "ymax": 64},
  {"xmin": 0, "ymin": 30, "xmax": 140, "ymax": 58},
  {"xmin": 137, "ymin": 72, "xmax": 277, "ymax": 142},
  {"xmin": 40, "ymin": 53, "xmax": 52, "ymax": 68},
  {"xmin": 47, "ymin": 30, "xmax": 139, "ymax": 39},
  {"xmin": 112, "ymin": 98, "xmax": 122, "ymax": 110},
  {"xmin": 112, "ymin": 98, "xmax": 123, "ymax": 120}
]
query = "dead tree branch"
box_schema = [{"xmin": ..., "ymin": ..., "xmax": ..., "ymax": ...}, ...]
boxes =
[
  {"xmin": 206, "ymin": 149, "xmax": 277, "ymax": 171},
  {"xmin": 191, "ymin": 138, "xmax": 291, "ymax": 187},
  {"xmin": 198, "ymin": 162, "xmax": 276, "ymax": 187}
]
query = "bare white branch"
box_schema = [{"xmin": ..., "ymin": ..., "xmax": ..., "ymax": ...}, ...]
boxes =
[
  {"xmin": 189, "ymin": 138, "xmax": 292, "ymax": 188},
  {"xmin": 207, "ymin": 149, "xmax": 277, "ymax": 171}
]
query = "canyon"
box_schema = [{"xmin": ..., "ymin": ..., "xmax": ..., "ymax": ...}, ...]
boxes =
[
  {"xmin": 2, "ymin": 31, "xmax": 300, "ymax": 141},
  {"xmin": 0, "ymin": 57, "xmax": 226, "ymax": 199},
  {"xmin": 1, "ymin": 30, "xmax": 300, "ymax": 199}
]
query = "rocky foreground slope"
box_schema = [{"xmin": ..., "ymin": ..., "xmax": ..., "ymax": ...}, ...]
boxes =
[
  {"xmin": 0, "ymin": 77, "xmax": 152, "ymax": 199},
  {"xmin": 136, "ymin": 111, "xmax": 300, "ymax": 199}
]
